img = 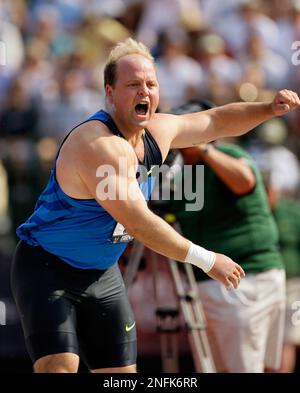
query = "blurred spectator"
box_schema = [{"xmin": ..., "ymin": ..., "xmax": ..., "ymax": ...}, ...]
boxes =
[
  {"xmin": 29, "ymin": 1, "xmax": 82, "ymax": 30},
  {"xmin": 0, "ymin": 7, "xmax": 25, "ymax": 72},
  {"xmin": 0, "ymin": 81, "xmax": 39, "ymax": 139},
  {"xmin": 0, "ymin": 5, "xmax": 25, "ymax": 104},
  {"xmin": 17, "ymin": 39, "xmax": 54, "ymax": 100},
  {"xmin": 266, "ymin": 184, "xmax": 300, "ymax": 373},
  {"xmin": 238, "ymin": 33, "xmax": 290, "ymax": 90},
  {"xmin": 270, "ymin": 0, "xmax": 300, "ymax": 62},
  {"xmin": 0, "ymin": 159, "xmax": 11, "ymax": 245},
  {"xmin": 156, "ymin": 28, "xmax": 204, "ymax": 111},
  {"xmin": 195, "ymin": 33, "xmax": 242, "ymax": 104},
  {"xmin": 290, "ymin": 110, "xmax": 300, "ymax": 160},
  {"xmin": 137, "ymin": 0, "xmax": 203, "ymax": 49},
  {"xmin": 241, "ymin": 118, "xmax": 300, "ymax": 195},
  {"xmin": 213, "ymin": 0, "xmax": 280, "ymax": 54},
  {"xmin": 2, "ymin": 139, "xmax": 42, "ymax": 239},
  {"xmin": 37, "ymin": 68, "xmax": 104, "ymax": 141},
  {"xmin": 169, "ymin": 100, "xmax": 285, "ymax": 372},
  {"xmin": 0, "ymin": 160, "xmax": 8, "ymax": 224},
  {"xmin": 200, "ymin": 0, "xmax": 245, "ymax": 24}
]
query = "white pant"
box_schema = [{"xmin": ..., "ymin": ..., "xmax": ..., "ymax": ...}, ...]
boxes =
[
  {"xmin": 197, "ymin": 269, "xmax": 286, "ymax": 372},
  {"xmin": 284, "ymin": 276, "xmax": 300, "ymax": 345}
]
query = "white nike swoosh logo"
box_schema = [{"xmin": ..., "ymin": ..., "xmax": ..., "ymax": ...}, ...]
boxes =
[
  {"xmin": 125, "ymin": 322, "xmax": 136, "ymax": 332},
  {"xmin": 147, "ymin": 166, "xmax": 155, "ymax": 176}
]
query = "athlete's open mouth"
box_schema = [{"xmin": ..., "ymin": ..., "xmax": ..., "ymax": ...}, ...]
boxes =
[{"xmin": 135, "ymin": 103, "xmax": 149, "ymax": 116}]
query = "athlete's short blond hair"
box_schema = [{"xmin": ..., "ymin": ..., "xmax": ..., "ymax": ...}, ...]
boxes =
[{"xmin": 104, "ymin": 38, "xmax": 154, "ymax": 87}]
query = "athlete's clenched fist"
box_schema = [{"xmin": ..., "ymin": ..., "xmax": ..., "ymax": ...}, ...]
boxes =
[{"xmin": 271, "ymin": 89, "xmax": 300, "ymax": 116}]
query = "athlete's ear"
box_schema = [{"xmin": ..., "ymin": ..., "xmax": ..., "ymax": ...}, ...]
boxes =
[{"xmin": 105, "ymin": 84, "xmax": 113, "ymax": 101}]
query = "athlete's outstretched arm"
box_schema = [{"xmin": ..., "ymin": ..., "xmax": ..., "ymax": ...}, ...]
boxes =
[
  {"xmin": 154, "ymin": 89, "xmax": 300, "ymax": 148},
  {"xmin": 76, "ymin": 135, "xmax": 244, "ymax": 289}
]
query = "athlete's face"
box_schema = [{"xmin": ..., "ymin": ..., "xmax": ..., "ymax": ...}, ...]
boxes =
[{"xmin": 106, "ymin": 54, "xmax": 159, "ymax": 130}]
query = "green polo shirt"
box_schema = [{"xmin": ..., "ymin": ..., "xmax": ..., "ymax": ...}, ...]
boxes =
[
  {"xmin": 170, "ymin": 143, "xmax": 284, "ymax": 281},
  {"xmin": 273, "ymin": 198, "xmax": 300, "ymax": 279}
]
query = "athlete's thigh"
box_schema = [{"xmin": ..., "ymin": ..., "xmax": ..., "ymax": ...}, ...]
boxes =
[
  {"xmin": 11, "ymin": 241, "xmax": 80, "ymax": 363},
  {"xmin": 91, "ymin": 364, "xmax": 137, "ymax": 373},
  {"xmin": 34, "ymin": 352, "xmax": 80, "ymax": 373},
  {"xmin": 77, "ymin": 265, "xmax": 137, "ymax": 370}
]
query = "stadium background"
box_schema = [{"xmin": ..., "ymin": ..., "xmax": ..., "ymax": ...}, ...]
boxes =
[{"xmin": 1, "ymin": 0, "xmax": 300, "ymax": 372}]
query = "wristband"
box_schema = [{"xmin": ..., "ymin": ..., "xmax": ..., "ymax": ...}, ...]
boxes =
[{"xmin": 184, "ymin": 242, "xmax": 216, "ymax": 273}]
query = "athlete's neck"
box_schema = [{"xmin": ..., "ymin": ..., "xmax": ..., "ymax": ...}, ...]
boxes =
[{"xmin": 108, "ymin": 112, "xmax": 145, "ymax": 147}]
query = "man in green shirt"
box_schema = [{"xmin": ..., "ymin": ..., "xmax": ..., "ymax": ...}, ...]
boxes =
[
  {"xmin": 266, "ymin": 185, "xmax": 300, "ymax": 372},
  {"xmin": 171, "ymin": 102, "xmax": 286, "ymax": 373}
]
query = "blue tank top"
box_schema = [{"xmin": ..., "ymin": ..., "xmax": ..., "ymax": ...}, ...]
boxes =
[{"xmin": 16, "ymin": 110, "xmax": 163, "ymax": 269}]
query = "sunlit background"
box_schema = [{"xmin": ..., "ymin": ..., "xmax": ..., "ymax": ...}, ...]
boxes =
[{"xmin": 1, "ymin": 0, "xmax": 300, "ymax": 372}]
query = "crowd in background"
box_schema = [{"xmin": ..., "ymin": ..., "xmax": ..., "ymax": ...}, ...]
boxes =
[
  {"xmin": 1, "ymin": 0, "xmax": 300, "ymax": 245},
  {"xmin": 1, "ymin": 0, "xmax": 300, "ymax": 371}
]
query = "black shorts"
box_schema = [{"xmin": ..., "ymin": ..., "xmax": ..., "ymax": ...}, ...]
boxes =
[{"xmin": 11, "ymin": 241, "xmax": 137, "ymax": 370}]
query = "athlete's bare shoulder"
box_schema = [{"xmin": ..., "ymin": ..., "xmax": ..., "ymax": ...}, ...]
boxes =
[
  {"xmin": 56, "ymin": 120, "xmax": 136, "ymax": 199},
  {"xmin": 77, "ymin": 121, "xmax": 136, "ymax": 162},
  {"xmin": 67, "ymin": 120, "xmax": 114, "ymax": 151},
  {"xmin": 148, "ymin": 112, "xmax": 179, "ymax": 131},
  {"xmin": 61, "ymin": 120, "xmax": 134, "ymax": 162},
  {"xmin": 146, "ymin": 113, "xmax": 181, "ymax": 160}
]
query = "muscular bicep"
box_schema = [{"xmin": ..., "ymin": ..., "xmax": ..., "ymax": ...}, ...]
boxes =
[
  {"xmin": 170, "ymin": 112, "xmax": 215, "ymax": 148},
  {"xmin": 76, "ymin": 136, "xmax": 149, "ymax": 230},
  {"xmin": 151, "ymin": 112, "xmax": 215, "ymax": 149}
]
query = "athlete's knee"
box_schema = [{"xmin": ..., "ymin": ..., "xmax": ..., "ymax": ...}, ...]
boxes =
[
  {"xmin": 91, "ymin": 364, "xmax": 137, "ymax": 373},
  {"xmin": 33, "ymin": 353, "xmax": 80, "ymax": 373}
]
